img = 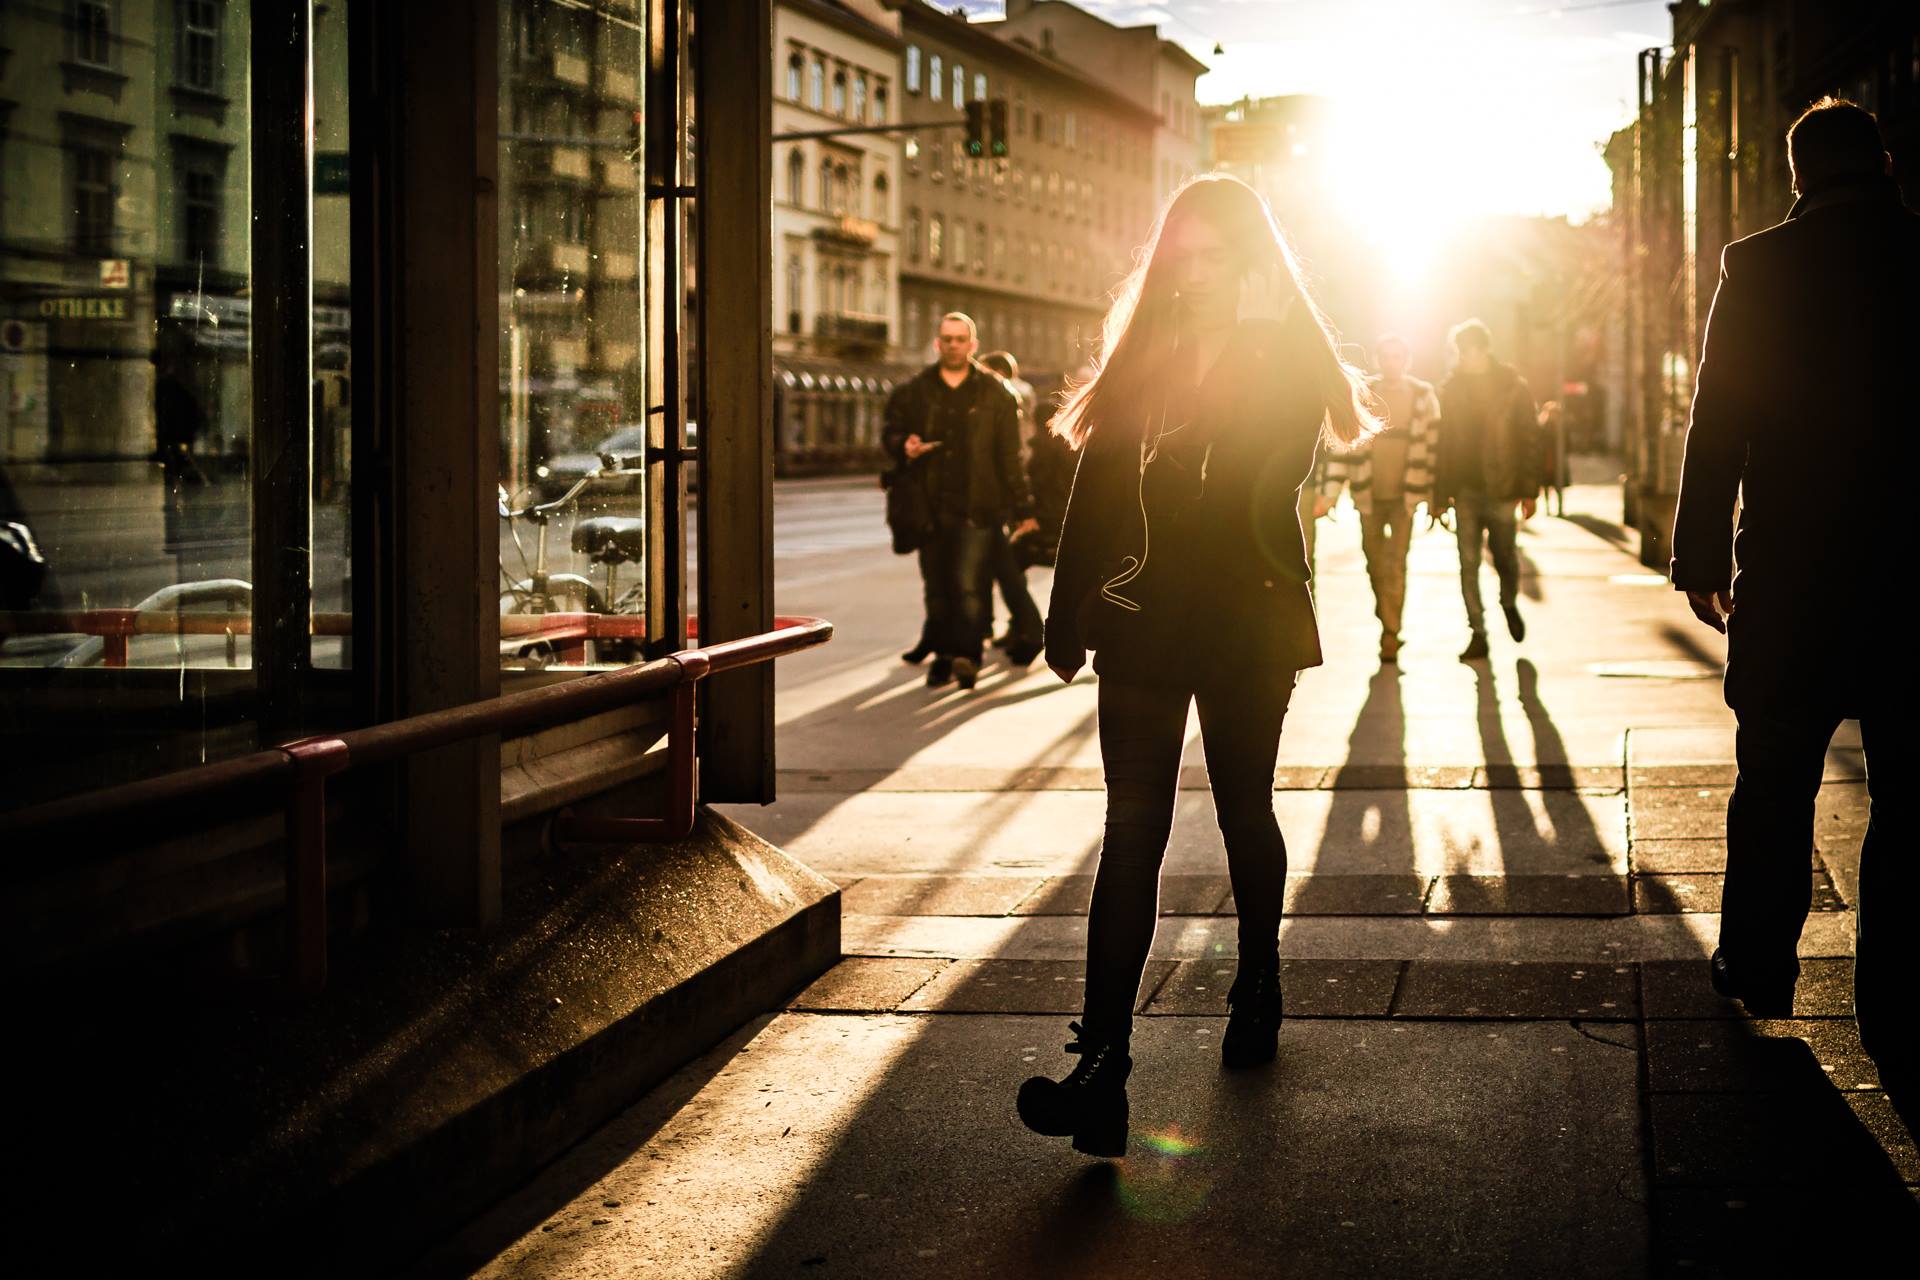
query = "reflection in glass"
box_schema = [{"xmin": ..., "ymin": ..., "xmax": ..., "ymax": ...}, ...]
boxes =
[
  {"xmin": 0, "ymin": 1, "xmax": 253, "ymax": 669},
  {"xmin": 497, "ymin": 0, "xmax": 647, "ymax": 671},
  {"xmin": 313, "ymin": 0, "xmax": 352, "ymax": 668}
]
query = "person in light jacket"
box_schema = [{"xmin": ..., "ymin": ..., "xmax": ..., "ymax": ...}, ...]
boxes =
[{"xmin": 1317, "ymin": 332, "xmax": 1440, "ymax": 662}]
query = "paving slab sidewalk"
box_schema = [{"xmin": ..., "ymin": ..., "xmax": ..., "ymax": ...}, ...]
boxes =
[{"xmin": 421, "ymin": 482, "xmax": 1917, "ymax": 1277}]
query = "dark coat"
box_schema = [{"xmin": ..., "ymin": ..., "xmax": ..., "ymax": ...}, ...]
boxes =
[
  {"xmin": 881, "ymin": 361, "xmax": 1033, "ymax": 526},
  {"xmin": 1026, "ymin": 427, "xmax": 1075, "ymax": 555},
  {"xmin": 1044, "ymin": 312, "xmax": 1326, "ymax": 686},
  {"xmin": 1671, "ymin": 175, "xmax": 1919, "ymax": 717},
  {"xmin": 1435, "ymin": 360, "xmax": 1542, "ymax": 505}
]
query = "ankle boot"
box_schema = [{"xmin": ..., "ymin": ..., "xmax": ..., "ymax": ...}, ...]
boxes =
[
  {"xmin": 1016, "ymin": 1020, "xmax": 1131, "ymax": 1157},
  {"xmin": 1221, "ymin": 962, "xmax": 1283, "ymax": 1068}
]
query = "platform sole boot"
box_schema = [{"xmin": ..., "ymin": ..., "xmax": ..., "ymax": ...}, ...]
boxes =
[
  {"xmin": 1016, "ymin": 1020, "xmax": 1131, "ymax": 1157},
  {"xmin": 1221, "ymin": 962, "xmax": 1283, "ymax": 1069}
]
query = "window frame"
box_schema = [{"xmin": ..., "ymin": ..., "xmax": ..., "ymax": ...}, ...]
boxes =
[
  {"xmin": 70, "ymin": 139, "xmax": 117, "ymax": 255},
  {"xmin": 175, "ymin": 140, "xmax": 227, "ymax": 262},
  {"xmin": 71, "ymin": 0, "xmax": 115, "ymax": 69},
  {"xmin": 178, "ymin": 0, "xmax": 222, "ymax": 93}
]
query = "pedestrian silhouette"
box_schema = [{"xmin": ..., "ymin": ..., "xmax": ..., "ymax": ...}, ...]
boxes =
[
  {"xmin": 1020, "ymin": 174, "xmax": 1382, "ymax": 1157},
  {"xmin": 1435, "ymin": 318, "xmax": 1543, "ymax": 661},
  {"xmin": 1671, "ymin": 96, "xmax": 1919, "ymax": 1090}
]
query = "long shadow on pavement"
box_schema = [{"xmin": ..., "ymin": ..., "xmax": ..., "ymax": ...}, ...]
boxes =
[
  {"xmin": 1620, "ymin": 710, "xmax": 1920, "ymax": 1265},
  {"xmin": 1291, "ymin": 663, "xmax": 1420, "ymax": 917}
]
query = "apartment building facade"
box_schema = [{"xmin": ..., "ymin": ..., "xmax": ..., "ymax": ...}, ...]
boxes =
[
  {"xmin": 987, "ymin": 0, "xmax": 1207, "ymax": 210},
  {"xmin": 1605, "ymin": 0, "xmax": 1918, "ymax": 564},
  {"xmin": 771, "ymin": 0, "xmax": 904, "ymax": 471},
  {"xmin": 896, "ymin": 0, "xmax": 1161, "ymax": 386}
]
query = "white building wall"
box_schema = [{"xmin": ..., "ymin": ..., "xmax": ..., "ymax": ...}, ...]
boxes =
[{"xmin": 770, "ymin": 3, "xmax": 903, "ymax": 362}]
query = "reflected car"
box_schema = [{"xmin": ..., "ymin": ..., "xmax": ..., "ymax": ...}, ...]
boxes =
[
  {"xmin": 533, "ymin": 425, "xmax": 647, "ymax": 502},
  {"xmin": 532, "ymin": 422, "xmax": 701, "ymax": 502}
]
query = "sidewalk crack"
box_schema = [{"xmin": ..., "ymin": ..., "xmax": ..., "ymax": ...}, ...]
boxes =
[{"xmin": 1570, "ymin": 1019, "xmax": 1637, "ymax": 1051}]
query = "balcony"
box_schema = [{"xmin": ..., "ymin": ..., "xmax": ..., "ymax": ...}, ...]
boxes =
[
  {"xmin": 552, "ymin": 51, "xmax": 590, "ymax": 88},
  {"xmin": 812, "ymin": 215, "xmax": 878, "ymax": 249},
  {"xmin": 815, "ymin": 312, "xmax": 889, "ymax": 347}
]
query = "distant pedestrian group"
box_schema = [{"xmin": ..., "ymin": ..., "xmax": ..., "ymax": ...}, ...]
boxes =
[{"xmin": 882, "ymin": 309, "xmax": 1555, "ymax": 694}]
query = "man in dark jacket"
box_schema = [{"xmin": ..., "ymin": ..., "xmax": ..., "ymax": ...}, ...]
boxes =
[
  {"xmin": 1671, "ymin": 97, "xmax": 1918, "ymax": 1083},
  {"xmin": 978, "ymin": 350, "xmax": 1045, "ymax": 666},
  {"xmin": 883, "ymin": 312, "xmax": 1036, "ymax": 690},
  {"xmin": 1436, "ymin": 318, "xmax": 1541, "ymax": 661}
]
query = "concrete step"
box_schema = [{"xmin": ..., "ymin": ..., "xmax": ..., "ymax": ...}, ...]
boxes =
[
  {"xmin": 836, "ymin": 909, "xmax": 1858, "ymax": 964},
  {"xmin": 19, "ymin": 810, "xmax": 839, "ymax": 1274}
]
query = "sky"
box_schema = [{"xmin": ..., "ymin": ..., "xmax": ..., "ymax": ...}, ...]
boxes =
[{"xmin": 953, "ymin": 0, "xmax": 1674, "ymax": 224}]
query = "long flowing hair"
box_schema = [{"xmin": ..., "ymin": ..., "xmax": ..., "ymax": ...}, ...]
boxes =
[{"xmin": 1051, "ymin": 173, "xmax": 1380, "ymax": 451}]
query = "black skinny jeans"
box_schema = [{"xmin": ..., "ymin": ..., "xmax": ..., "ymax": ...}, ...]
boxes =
[{"xmin": 1082, "ymin": 676, "xmax": 1296, "ymax": 1043}]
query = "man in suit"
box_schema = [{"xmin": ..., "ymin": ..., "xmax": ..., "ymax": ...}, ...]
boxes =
[{"xmin": 1671, "ymin": 97, "xmax": 1917, "ymax": 1082}]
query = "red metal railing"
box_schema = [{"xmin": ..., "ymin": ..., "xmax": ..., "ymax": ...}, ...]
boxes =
[
  {"xmin": 0, "ymin": 609, "xmax": 653, "ymax": 668},
  {"xmin": 0, "ymin": 616, "xmax": 833, "ymax": 991}
]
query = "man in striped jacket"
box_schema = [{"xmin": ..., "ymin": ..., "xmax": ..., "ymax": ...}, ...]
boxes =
[{"xmin": 1317, "ymin": 334, "xmax": 1439, "ymax": 662}]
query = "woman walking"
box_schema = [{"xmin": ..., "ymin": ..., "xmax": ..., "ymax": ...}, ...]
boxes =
[{"xmin": 1017, "ymin": 175, "xmax": 1379, "ymax": 1157}]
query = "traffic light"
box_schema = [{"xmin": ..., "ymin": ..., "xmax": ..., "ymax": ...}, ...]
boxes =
[
  {"xmin": 964, "ymin": 99, "xmax": 986, "ymax": 159},
  {"xmin": 988, "ymin": 98, "xmax": 1009, "ymax": 158}
]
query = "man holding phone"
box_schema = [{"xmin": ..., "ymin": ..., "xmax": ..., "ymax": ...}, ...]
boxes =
[{"xmin": 883, "ymin": 312, "xmax": 1037, "ymax": 690}]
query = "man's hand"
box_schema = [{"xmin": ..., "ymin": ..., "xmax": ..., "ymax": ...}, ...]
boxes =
[
  {"xmin": 1312, "ymin": 495, "xmax": 1334, "ymax": 520},
  {"xmin": 903, "ymin": 434, "xmax": 941, "ymax": 460},
  {"xmin": 1684, "ymin": 588, "xmax": 1735, "ymax": 634},
  {"xmin": 1519, "ymin": 497, "xmax": 1538, "ymax": 520},
  {"xmin": 1011, "ymin": 517, "xmax": 1040, "ymax": 539}
]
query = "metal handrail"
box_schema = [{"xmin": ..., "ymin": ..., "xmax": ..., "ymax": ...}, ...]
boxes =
[
  {"xmin": 0, "ymin": 610, "xmax": 649, "ymax": 667},
  {"xmin": 0, "ymin": 616, "xmax": 834, "ymax": 990}
]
